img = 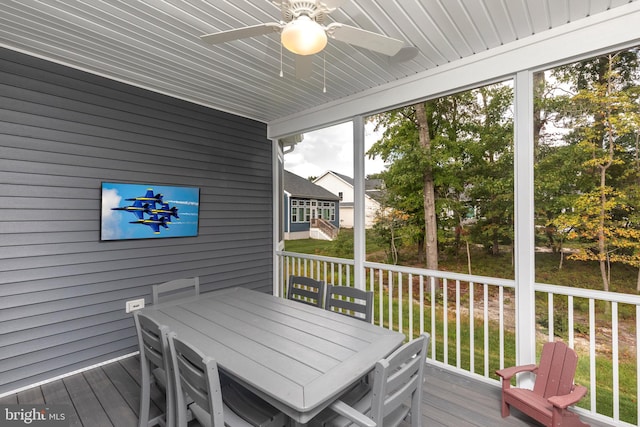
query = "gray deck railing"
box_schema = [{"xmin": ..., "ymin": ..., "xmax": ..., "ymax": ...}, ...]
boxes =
[{"xmin": 276, "ymin": 250, "xmax": 640, "ymax": 427}]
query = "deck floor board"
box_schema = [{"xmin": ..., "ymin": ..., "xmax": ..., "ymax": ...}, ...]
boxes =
[
  {"xmin": 3, "ymin": 357, "xmax": 613, "ymax": 427},
  {"xmin": 41, "ymin": 379, "xmax": 83, "ymax": 427},
  {"xmin": 64, "ymin": 371, "xmax": 114, "ymax": 427}
]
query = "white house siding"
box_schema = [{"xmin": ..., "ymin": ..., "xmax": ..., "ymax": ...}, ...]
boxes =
[{"xmin": 313, "ymin": 172, "xmax": 380, "ymax": 229}]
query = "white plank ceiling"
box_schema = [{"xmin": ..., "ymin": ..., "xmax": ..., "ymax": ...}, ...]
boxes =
[{"xmin": 0, "ymin": 0, "xmax": 637, "ymax": 129}]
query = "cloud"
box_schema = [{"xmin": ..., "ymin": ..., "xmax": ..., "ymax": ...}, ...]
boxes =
[
  {"xmin": 284, "ymin": 121, "xmax": 387, "ymax": 179},
  {"xmin": 101, "ymin": 188, "xmax": 122, "ymax": 240}
]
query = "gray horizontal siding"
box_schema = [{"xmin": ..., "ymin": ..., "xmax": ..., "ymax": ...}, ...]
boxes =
[{"xmin": 0, "ymin": 48, "xmax": 273, "ymax": 394}]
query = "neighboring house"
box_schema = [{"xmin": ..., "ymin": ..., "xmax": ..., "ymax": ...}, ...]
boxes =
[
  {"xmin": 313, "ymin": 171, "xmax": 383, "ymax": 229},
  {"xmin": 283, "ymin": 170, "xmax": 340, "ymax": 240}
]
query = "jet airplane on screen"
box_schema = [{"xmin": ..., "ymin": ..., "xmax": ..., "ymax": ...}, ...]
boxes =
[
  {"xmin": 111, "ymin": 200, "xmax": 151, "ymax": 220},
  {"xmin": 129, "ymin": 214, "xmax": 169, "ymax": 234},
  {"xmin": 126, "ymin": 189, "xmax": 163, "ymax": 206},
  {"xmin": 150, "ymin": 203, "xmax": 179, "ymax": 220}
]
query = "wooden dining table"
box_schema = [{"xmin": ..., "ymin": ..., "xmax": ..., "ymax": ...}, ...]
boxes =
[{"xmin": 139, "ymin": 286, "xmax": 405, "ymax": 425}]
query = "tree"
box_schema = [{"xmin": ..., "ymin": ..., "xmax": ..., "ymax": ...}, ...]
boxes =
[
  {"xmin": 549, "ymin": 50, "xmax": 640, "ymax": 291},
  {"xmin": 463, "ymin": 84, "xmax": 514, "ymax": 257},
  {"xmin": 371, "ymin": 206, "xmax": 410, "ymax": 264},
  {"xmin": 368, "ymin": 82, "xmax": 514, "ymax": 270},
  {"xmin": 368, "ymin": 106, "xmax": 432, "ymax": 265}
]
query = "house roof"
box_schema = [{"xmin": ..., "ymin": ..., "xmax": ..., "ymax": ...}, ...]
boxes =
[
  {"xmin": 315, "ymin": 171, "xmax": 384, "ymax": 202},
  {"xmin": 284, "ymin": 170, "xmax": 339, "ymax": 201},
  {"xmin": 2, "ymin": 1, "xmax": 637, "ymax": 138}
]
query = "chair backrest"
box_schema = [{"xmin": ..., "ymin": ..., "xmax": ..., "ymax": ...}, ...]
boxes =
[
  {"xmin": 287, "ymin": 275, "xmax": 325, "ymax": 308},
  {"xmin": 325, "ymin": 284, "xmax": 374, "ymax": 323},
  {"xmin": 152, "ymin": 277, "xmax": 200, "ymax": 304},
  {"xmin": 168, "ymin": 334, "xmax": 225, "ymax": 427},
  {"xmin": 533, "ymin": 341, "xmax": 578, "ymax": 398},
  {"xmin": 134, "ymin": 311, "xmax": 174, "ymax": 427},
  {"xmin": 135, "ymin": 311, "xmax": 170, "ymax": 371},
  {"xmin": 370, "ymin": 333, "xmax": 430, "ymax": 427}
]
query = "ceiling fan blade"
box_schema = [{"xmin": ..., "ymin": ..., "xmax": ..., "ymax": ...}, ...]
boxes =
[
  {"xmin": 200, "ymin": 23, "xmax": 282, "ymax": 45},
  {"xmin": 389, "ymin": 46, "xmax": 419, "ymax": 63},
  {"xmin": 295, "ymin": 55, "xmax": 313, "ymax": 79},
  {"xmin": 326, "ymin": 23, "xmax": 404, "ymax": 56}
]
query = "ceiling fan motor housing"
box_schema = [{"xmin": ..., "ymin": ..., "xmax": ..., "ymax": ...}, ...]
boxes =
[{"xmin": 281, "ymin": 1, "xmax": 328, "ymax": 24}]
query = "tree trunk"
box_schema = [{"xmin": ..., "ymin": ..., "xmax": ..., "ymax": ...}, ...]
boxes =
[
  {"xmin": 390, "ymin": 225, "xmax": 398, "ymax": 265},
  {"xmin": 598, "ymin": 173, "xmax": 609, "ymax": 292},
  {"xmin": 597, "ymin": 54, "xmax": 615, "ymax": 294},
  {"xmin": 532, "ymin": 71, "xmax": 546, "ymax": 160},
  {"xmin": 415, "ymin": 102, "xmax": 439, "ymax": 270}
]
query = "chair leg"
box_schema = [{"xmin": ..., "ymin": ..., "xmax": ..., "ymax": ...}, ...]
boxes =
[
  {"xmin": 138, "ymin": 358, "xmax": 151, "ymax": 427},
  {"xmin": 501, "ymin": 396, "xmax": 510, "ymax": 418},
  {"xmin": 500, "ymin": 381, "xmax": 511, "ymax": 418}
]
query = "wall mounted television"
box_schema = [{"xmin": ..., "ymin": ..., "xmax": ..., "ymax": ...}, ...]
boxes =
[{"xmin": 101, "ymin": 182, "xmax": 200, "ymax": 241}]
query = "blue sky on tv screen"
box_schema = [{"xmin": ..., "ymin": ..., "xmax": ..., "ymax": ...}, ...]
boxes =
[{"xmin": 101, "ymin": 182, "xmax": 199, "ymax": 240}]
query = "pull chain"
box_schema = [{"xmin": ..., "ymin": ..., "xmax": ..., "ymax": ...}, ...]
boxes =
[
  {"xmin": 323, "ymin": 51, "xmax": 326, "ymax": 93},
  {"xmin": 280, "ymin": 42, "xmax": 283, "ymax": 77}
]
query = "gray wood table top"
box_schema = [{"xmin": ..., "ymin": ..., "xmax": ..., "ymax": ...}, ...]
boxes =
[{"xmin": 140, "ymin": 286, "xmax": 405, "ymax": 423}]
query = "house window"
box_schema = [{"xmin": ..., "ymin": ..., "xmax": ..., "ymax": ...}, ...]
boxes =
[
  {"xmin": 291, "ymin": 199, "xmax": 335, "ymax": 223},
  {"xmin": 291, "ymin": 199, "xmax": 310, "ymax": 223},
  {"xmin": 320, "ymin": 202, "xmax": 336, "ymax": 221}
]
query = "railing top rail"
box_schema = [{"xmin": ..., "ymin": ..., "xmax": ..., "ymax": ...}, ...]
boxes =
[
  {"xmin": 535, "ymin": 282, "xmax": 640, "ymax": 305},
  {"xmin": 278, "ymin": 251, "xmax": 356, "ymax": 266},
  {"xmin": 363, "ymin": 260, "xmax": 516, "ymax": 288}
]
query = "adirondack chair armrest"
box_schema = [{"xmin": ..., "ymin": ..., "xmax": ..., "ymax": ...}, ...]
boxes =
[
  {"xmin": 547, "ymin": 384, "xmax": 588, "ymax": 409},
  {"xmin": 495, "ymin": 364, "xmax": 537, "ymax": 381},
  {"xmin": 329, "ymin": 399, "xmax": 377, "ymax": 427}
]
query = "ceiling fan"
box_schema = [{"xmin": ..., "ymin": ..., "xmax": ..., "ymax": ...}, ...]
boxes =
[{"xmin": 200, "ymin": 0, "xmax": 408, "ymax": 79}]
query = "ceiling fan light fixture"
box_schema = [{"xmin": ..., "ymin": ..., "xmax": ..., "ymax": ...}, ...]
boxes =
[{"xmin": 281, "ymin": 15, "xmax": 327, "ymax": 55}]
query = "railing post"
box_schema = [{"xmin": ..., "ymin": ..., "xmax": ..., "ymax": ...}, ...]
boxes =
[
  {"xmin": 353, "ymin": 115, "xmax": 366, "ymax": 290},
  {"xmin": 514, "ymin": 70, "xmax": 536, "ymax": 386}
]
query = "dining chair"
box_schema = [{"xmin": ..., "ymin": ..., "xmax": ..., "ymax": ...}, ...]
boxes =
[
  {"xmin": 134, "ymin": 311, "xmax": 175, "ymax": 427},
  {"xmin": 287, "ymin": 275, "xmax": 325, "ymax": 308},
  {"xmin": 168, "ymin": 334, "xmax": 287, "ymax": 427},
  {"xmin": 152, "ymin": 277, "xmax": 200, "ymax": 305},
  {"xmin": 325, "ymin": 284, "xmax": 373, "ymax": 323},
  {"xmin": 311, "ymin": 333, "xmax": 430, "ymax": 427}
]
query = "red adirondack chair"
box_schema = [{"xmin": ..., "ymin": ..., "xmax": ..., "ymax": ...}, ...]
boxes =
[{"xmin": 496, "ymin": 341, "xmax": 589, "ymax": 427}]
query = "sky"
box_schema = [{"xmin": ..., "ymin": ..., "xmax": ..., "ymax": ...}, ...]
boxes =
[{"xmin": 284, "ymin": 121, "xmax": 387, "ymax": 180}]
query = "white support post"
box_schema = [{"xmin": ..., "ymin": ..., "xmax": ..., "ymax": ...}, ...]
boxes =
[
  {"xmin": 353, "ymin": 116, "xmax": 366, "ymax": 290},
  {"xmin": 514, "ymin": 71, "xmax": 536, "ymax": 385},
  {"xmin": 272, "ymin": 138, "xmax": 284, "ymax": 297}
]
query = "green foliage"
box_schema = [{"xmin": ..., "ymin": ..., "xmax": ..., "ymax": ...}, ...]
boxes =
[
  {"xmin": 330, "ymin": 229, "xmax": 354, "ymax": 258},
  {"xmin": 536, "ymin": 49, "xmax": 640, "ymax": 291},
  {"xmin": 368, "ymin": 82, "xmax": 516, "ymax": 262}
]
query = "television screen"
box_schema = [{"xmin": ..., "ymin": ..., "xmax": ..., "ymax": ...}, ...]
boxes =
[{"xmin": 101, "ymin": 182, "xmax": 200, "ymax": 241}]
